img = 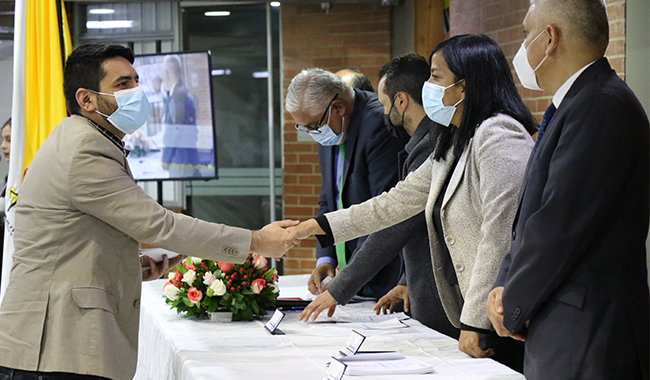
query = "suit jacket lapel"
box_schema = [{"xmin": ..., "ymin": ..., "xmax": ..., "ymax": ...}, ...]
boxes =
[
  {"xmin": 340, "ymin": 89, "xmax": 365, "ymax": 192},
  {"xmin": 442, "ymin": 143, "xmax": 470, "ymax": 209},
  {"xmin": 511, "ymin": 58, "xmax": 612, "ymax": 227}
]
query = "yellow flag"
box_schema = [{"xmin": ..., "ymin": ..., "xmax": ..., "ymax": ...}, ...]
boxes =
[{"xmin": 23, "ymin": 0, "xmax": 72, "ymax": 173}]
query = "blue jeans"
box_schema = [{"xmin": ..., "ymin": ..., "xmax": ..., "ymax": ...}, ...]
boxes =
[{"xmin": 0, "ymin": 367, "xmax": 111, "ymax": 380}]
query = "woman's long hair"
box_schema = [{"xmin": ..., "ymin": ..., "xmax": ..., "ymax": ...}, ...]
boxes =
[{"xmin": 430, "ymin": 34, "xmax": 538, "ymax": 161}]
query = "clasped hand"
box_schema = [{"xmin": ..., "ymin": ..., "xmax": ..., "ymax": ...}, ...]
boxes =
[{"xmin": 283, "ymin": 218, "xmax": 325, "ymax": 250}]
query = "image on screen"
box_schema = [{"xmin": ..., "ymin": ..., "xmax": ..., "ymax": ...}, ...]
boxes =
[{"xmin": 128, "ymin": 51, "xmax": 217, "ymax": 181}]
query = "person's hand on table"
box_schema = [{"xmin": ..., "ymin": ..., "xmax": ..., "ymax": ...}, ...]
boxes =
[
  {"xmin": 141, "ymin": 254, "xmax": 186, "ymax": 281},
  {"xmin": 307, "ymin": 263, "xmax": 335, "ymax": 295},
  {"xmin": 284, "ymin": 219, "xmax": 325, "ymax": 250},
  {"xmin": 374, "ymin": 284, "xmax": 410, "ymax": 315},
  {"xmin": 299, "ymin": 290, "xmax": 339, "ymax": 321},
  {"xmin": 250, "ymin": 219, "xmax": 300, "ymax": 260},
  {"xmin": 458, "ymin": 330, "xmax": 495, "ymax": 358}
]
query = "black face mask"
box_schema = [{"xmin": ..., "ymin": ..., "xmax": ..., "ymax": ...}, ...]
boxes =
[{"xmin": 384, "ymin": 95, "xmax": 409, "ymax": 140}]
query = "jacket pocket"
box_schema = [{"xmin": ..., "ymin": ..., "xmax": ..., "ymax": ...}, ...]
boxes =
[
  {"xmin": 71, "ymin": 287, "xmax": 118, "ymax": 314},
  {"xmin": 551, "ymin": 281, "xmax": 587, "ymax": 310}
]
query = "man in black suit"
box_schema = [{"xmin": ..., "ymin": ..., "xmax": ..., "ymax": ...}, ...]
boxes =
[
  {"xmin": 486, "ymin": 0, "xmax": 649, "ymax": 379},
  {"xmin": 286, "ymin": 68, "xmax": 405, "ymax": 300}
]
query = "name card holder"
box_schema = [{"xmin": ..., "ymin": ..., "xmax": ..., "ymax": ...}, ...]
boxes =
[
  {"xmin": 264, "ymin": 309, "xmax": 285, "ymax": 335},
  {"xmin": 339, "ymin": 330, "xmax": 365, "ymax": 356},
  {"xmin": 323, "ymin": 357, "xmax": 347, "ymax": 380}
]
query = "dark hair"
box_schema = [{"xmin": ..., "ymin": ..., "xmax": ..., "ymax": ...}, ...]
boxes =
[
  {"xmin": 2, "ymin": 118, "xmax": 10, "ymax": 130},
  {"xmin": 342, "ymin": 68, "xmax": 374, "ymax": 92},
  {"xmin": 429, "ymin": 34, "xmax": 538, "ymax": 161},
  {"xmin": 378, "ymin": 53, "xmax": 430, "ymax": 105},
  {"xmin": 63, "ymin": 44, "xmax": 135, "ymax": 115}
]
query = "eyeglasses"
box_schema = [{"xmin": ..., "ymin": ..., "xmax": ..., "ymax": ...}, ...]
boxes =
[{"xmin": 295, "ymin": 93, "xmax": 339, "ymax": 134}]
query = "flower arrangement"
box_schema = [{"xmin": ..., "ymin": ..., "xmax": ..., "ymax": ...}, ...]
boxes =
[{"xmin": 162, "ymin": 253, "xmax": 279, "ymax": 321}]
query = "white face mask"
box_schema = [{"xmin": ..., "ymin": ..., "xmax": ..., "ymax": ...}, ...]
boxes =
[
  {"xmin": 310, "ymin": 105, "xmax": 345, "ymax": 146},
  {"xmin": 513, "ymin": 29, "xmax": 549, "ymax": 91},
  {"xmin": 421, "ymin": 80, "xmax": 464, "ymax": 127},
  {"xmin": 93, "ymin": 86, "xmax": 150, "ymax": 134}
]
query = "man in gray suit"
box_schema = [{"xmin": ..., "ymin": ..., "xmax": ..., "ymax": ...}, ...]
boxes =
[
  {"xmin": 300, "ymin": 54, "xmax": 459, "ymax": 339},
  {"xmin": 0, "ymin": 44, "xmax": 294, "ymax": 380}
]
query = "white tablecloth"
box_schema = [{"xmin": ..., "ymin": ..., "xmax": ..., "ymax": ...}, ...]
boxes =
[{"xmin": 133, "ymin": 276, "xmax": 524, "ymax": 380}]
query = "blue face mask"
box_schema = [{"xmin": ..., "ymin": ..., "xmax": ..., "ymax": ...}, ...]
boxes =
[
  {"xmin": 310, "ymin": 105, "xmax": 345, "ymax": 146},
  {"xmin": 421, "ymin": 80, "xmax": 463, "ymax": 127},
  {"xmin": 94, "ymin": 86, "xmax": 150, "ymax": 134}
]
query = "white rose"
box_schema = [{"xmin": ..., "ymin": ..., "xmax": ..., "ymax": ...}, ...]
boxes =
[
  {"xmin": 203, "ymin": 272, "xmax": 217, "ymax": 286},
  {"xmin": 163, "ymin": 283, "xmax": 180, "ymax": 301},
  {"xmin": 182, "ymin": 270, "xmax": 196, "ymax": 285},
  {"xmin": 210, "ymin": 279, "xmax": 227, "ymax": 296},
  {"xmin": 167, "ymin": 272, "xmax": 175, "ymax": 280},
  {"xmin": 192, "ymin": 256, "xmax": 203, "ymax": 265},
  {"xmin": 269, "ymin": 284, "xmax": 280, "ymax": 294}
]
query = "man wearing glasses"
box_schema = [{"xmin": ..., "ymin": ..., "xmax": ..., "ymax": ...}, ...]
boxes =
[{"xmin": 285, "ymin": 68, "xmax": 406, "ymax": 301}]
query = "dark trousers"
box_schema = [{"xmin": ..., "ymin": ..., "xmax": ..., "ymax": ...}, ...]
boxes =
[
  {"xmin": 0, "ymin": 367, "xmax": 111, "ymax": 380},
  {"xmin": 479, "ymin": 332, "xmax": 525, "ymax": 373}
]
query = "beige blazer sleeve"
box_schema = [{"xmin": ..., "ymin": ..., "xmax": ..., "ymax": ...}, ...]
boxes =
[
  {"xmin": 68, "ymin": 133, "xmax": 251, "ymax": 263},
  {"xmin": 324, "ymin": 157, "xmax": 434, "ymax": 243}
]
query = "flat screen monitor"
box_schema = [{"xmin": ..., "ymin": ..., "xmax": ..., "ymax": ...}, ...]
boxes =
[{"xmin": 128, "ymin": 51, "xmax": 217, "ymax": 181}]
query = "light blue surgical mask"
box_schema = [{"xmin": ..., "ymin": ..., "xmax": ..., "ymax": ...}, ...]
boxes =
[
  {"xmin": 310, "ymin": 105, "xmax": 345, "ymax": 146},
  {"xmin": 93, "ymin": 86, "xmax": 150, "ymax": 134},
  {"xmin": 421, "ymin": 80, "xmax": 464, "ymax": 127}
]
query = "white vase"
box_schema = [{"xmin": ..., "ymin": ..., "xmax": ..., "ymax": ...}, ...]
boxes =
[{"xmin": 208, "ymin": 311, "xmax": 233, "ymax": 322}]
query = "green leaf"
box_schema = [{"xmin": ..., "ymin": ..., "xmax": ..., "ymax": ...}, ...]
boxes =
[{"xmin": 208, "ymin": 297, "xmax": 219, "ymax": 313}]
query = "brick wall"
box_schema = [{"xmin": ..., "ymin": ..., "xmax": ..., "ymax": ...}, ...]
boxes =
[
  {"xmin": 449, "ymin": 0, "xmax": 626, "ymax": 120},
  {"xmin": 282, "ymin": 4, "xmax": 391, "ymax": 275}
]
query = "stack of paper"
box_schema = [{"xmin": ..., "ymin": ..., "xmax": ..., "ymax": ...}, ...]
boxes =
[{"xmin": 339, "ymin": 353, "xmax": 435, "ymax": 376}]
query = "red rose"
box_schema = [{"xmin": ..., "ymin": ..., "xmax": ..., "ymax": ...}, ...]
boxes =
[
  {"xmin": 218, "ymin": 262, "xmax": 235, "ymax": 273},
  {"xmin": 253, "ymin": 255, "xmax": 268, "ymax": 269},
  {"xmin": 185, "ymin": 264, "xmax": 197, "ymax": 271},
  {"xmin": 168, "ymin": 270, "xmax": 182, "ymax": 285},
  {"xmin": 187, "ymin": 287, "xmax": 203, "ymax": 304},
  {"xmin": 251, "ymin": 278, "xmax": 266, "ymax": 294}
]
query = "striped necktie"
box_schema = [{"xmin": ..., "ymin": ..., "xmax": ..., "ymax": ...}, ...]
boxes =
[{"xmin": 533, "ymin": 103, "xmax": 557, "ymax": 153}]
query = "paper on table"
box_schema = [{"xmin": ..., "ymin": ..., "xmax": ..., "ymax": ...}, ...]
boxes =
[
  {"xmin": 276, "ymin": 275, "xmax": 316, "ymax": 301},
  {"xmin": 338, "ymin": 352, "xmax": 405, "ymax": 362},
  {"xmin": 312, "ymin": 312, "xmax": 408, "ymax": 324},
  {"xmin": 341, "ymin": 356, "xmax": 435, "ymax": 376},
  {"xmin": 140, "ymin": 248, "xmax": 181, "ymax": 262}
]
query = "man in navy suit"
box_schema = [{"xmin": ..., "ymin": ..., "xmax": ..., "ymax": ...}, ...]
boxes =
[
  {"xmin": 286, "ymin": 68, "xmax": 406, "ymax": 300},
  {"xmin": 486, "ymin": 0, "xmax": 649, "ymax": 379}
]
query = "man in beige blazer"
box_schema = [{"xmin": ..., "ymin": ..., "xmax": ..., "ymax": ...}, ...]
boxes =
[{"xmin": 0, "ymin": 44, "xmax": 294, "ymax": 380}]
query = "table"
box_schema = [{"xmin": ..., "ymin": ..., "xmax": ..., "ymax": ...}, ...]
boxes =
[{"xmin": 133, "ymin": 276, "xmax": 524, "ymax": 380}]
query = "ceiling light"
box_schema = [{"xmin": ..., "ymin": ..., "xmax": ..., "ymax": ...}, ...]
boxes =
[
  {"xmin": 205, "ymin": 11, "xmax": 231, "ymax": 17},
  {"xmin": 211, "ymin": 69, "xmax": 232, "ymax": 76},
  {"xmin": 89, "ymin": 9, "xmax": 115, "ymax": 15},
  {"xmin": 252, "ymin": 71, "xmax": 269, "ymax": 79},
  {"xmin": 270, "ymin": 2, "xmax": 281, "ymax": 6},
  {"xmin": 86, "ymin": 20, "xmax": 134, "ymax": 29}
]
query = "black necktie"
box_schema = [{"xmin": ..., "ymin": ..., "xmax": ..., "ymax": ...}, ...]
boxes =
[{"xmin": 533, "ymin": 103, "xmax": 556, "ymax": 153}]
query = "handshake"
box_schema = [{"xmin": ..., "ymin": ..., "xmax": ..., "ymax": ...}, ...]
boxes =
[{"xmin": 250, "ymin": 218, "xmax": 325, "ymax": 259}]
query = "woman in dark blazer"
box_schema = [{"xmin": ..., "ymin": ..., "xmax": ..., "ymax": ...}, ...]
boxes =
[{"xmin": 293, "ymin": 35, "xmax": 537, "ymax": 372}]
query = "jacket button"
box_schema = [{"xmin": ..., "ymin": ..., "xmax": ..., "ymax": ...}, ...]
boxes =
[
  {"xmin": 455, "ymin": 263, "xmax": 464, "ymax": 272},
  {"xmin": 511, "ymin": 307, "xmax": 521, "ymax": 321},
  {"xmin": 134, "ymin": 299, "xmax": 140, "ymax": 308},
  {"xmin": 441, "ymin": 210, "xmax": 446, "ymax": 219},
  {"xmin": 512, "ymin": 231, "xmax": 516, "ymax": 240},
  {"xmin": 446, "ymin": 236, "xmax": 455, "ymax": 245}
]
